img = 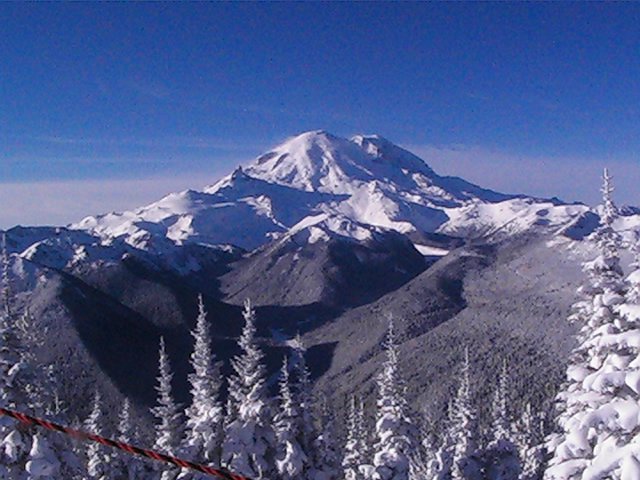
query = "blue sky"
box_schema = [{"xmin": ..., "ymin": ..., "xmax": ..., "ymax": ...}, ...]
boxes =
[{"xmin": 1, "ymin": 3, "xmax": 639, "ymax": 227}]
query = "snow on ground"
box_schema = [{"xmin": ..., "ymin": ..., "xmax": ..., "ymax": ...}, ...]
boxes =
[
  {"xmin": 65, "ymin": 131, "xmax": 588, "ymax": 255},
  {"xmin": 283, "ymin": 214, "xmax": 378, "ymax": 245},
  {"xmin": 414, "ymin": 244, "xmax": 450, "ymax": 257},
  {"xmin": 7, "ymin": 130, "xmax": 638, "ymax": 275},
  {"xmin": 439, "ymin": 199, "xmax": 590, "ymax": 239}
]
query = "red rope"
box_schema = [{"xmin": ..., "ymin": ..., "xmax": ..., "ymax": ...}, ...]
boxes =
[{"xmin": 0, "ymin": 407, "xmax": 250, "ymax": 480}]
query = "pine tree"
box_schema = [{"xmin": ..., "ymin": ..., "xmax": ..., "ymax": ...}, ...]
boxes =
[
  {"xmin": 0, "ymin": 303, "xmax": 26, "ymax": 478},
  {"xmin": 484, "ymin": 361, "xmax": 520, "ymax": 480},
  {"xmin": 309, "ymin": 394, "xmax": 340, "ymax": 480},
  {"xmin": 342, "ymin": 396, "xmax": 367, "ymax": 480},
  {"xmin": 546, "ymin": 168, "xmax": 634, "ymax": 479},
  {"xmin": 433, "ymin": 401, "xmax": 455, "ymax": 480},
  {"xmin": 68, "ymin": 417, "xmax": 89, "ymax": 479},
  {"xmin": 572, "ymin": 213, "xmax": 640, "ymax": 477},
  {"xmin": 408, "ymin": 437, "xmax": 437, "ymax": 480},
  {"xmin": 112, "ymin": 399, "xmax": 146, "ymax": 479},
  {"xmin": 565, "ymin": 170, "xmax": 622, "ymax": 338},
  {"xmin": 0, "ymin": 233, "xmax": 19, "ymax": 410},
  {"xmin": 221, "ymin": 299, "xmax": 276, "ymax": 478},
  {"xmin": 372, "ymin": 317, "xmax": 415, "ymax": 480},
  {"xmin": 408, "ymin": 413, "xmax": 438, "ymax": 480},
  {"xmin": 152, "ymin": 337, "xmax": 184, "ymax": 456},
  {"xmin": 626, "ymin": 231, "xmax": 640, "ymax": 304},
  {"xmin": 491, "ymin": 361, "xmax": 511, "ymax": 443},
  {"xmin": 514, "ymin": 403, "xmax": 545, "ymax": 480},
  {"xmin": 184, "ymin": 295, "xmax": 223, "ymax": 465},
  {"xmin": 357, "ymin": 398, "xmax": 373, "ymax": 475},
  {"xmin": 583, "ymin": 168, "xmax": 624, "ymax": 300},
  {"xmin": 14, "ymin": 307, "xmax": 58, "ymax": 421},
  {"xmin": 291, "ymin": 335, "xmax": 316, "ymax": 460},
  {"xmin": 152, "ymin": 337, "xmax": 184, "ymax": 480},
  {"xmin": 274, "ymin": 357, "xmax": 307, "ymax": 479},
  {"xmin": 118, "ymin": 398, "xmax": 135, "ymax": 443},
  {"xmin": 2, "ymin": 233, "xmax": 11, "ymax": 319},
  {"xmin": 84, "ymin": 392, "xmax": 109, "ymax": 480},
  {"xmin": 448, "ymin": 347, "xmax": 478, "ymax": 480}
]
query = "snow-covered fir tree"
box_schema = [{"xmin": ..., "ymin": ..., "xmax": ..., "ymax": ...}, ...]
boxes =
[
  {"xmin": 484, "ymin": 360, "xmax": 520, "ymax": 480},
  {"xmin": 2, "ymin": 234, "xmax": 11, "ymax": 319},
  {"xmin": 567, "ymin": 205, "xmax": 640, "ymax": 477},
  {"xmin": 372, "ymin": 317, "xmax": 415, "ymax": 480},
  {"xmin": 491, "ymin": 361, "xmax": 512, "ymax": 443},
  {"xmin": 408, "ymin": 412, "xmax": 438, "ymax": 480},
  {"xmin": 357, "ymin": 398, "xmax": 374, "ymax": 477},
  {"xmin": 68, "ymin": 417, "xmax": 89, "ymax": 479},
  {"xmin": 448, "ymin": 347, "xmax": 479, "ymax": 480},
  {"xmin": 152, "ymin": 337, "xmax": 184, "ymax": 480},
  {"xmin": 152, "ymin": 337, "xmax": 184, "ymax": 455},
  {"xmin": 84, "ymin": 391, "xmax": 110, "ymax": 480},
  {"xmin": 274, "ymin": 356, "xmax": 307, "ymax": 479},
  {"xmin": 408, "ymin": 440, "xmax": 436, "ymax": 480},
  {"xmin": 118, "ymin": 397, "xmax": 135, "ymax": 444},
  {"xmin": 0, "ymin": 295, "xmax": 27, "ymax": 478},
  {"xmin": 342, "ymin": 396, "xmax": 368, "ymax": 480},
  {"xmin": 309, "ymin": 394, "xmax": 340, "ymax": 480},
  {"xmin": 0, "ymin": 235, "xmax": 18, "ymax": 413},
  {"xmin": 183, "ymin": 295, "xmax": 223, "ymax": 466},
  {"xmin": 14, "ymin": 308, "xmax": 43, "ymax": 413},
  {"xmin": 627, "ymin": 231, "xmax": 640, "ymax": 304},
  {"xmin": 291, "ymin": 334, "xmax": 316, "ymax": 462},
  {"xmin": 221, "ymin": 299, "xmax": 276, "ymax": 478},
  {"xmin": 515, "ymin": 402, "xmax": 545, "ymax": 480},
  {"xmin": 563, "ymin": 171, "xmax": 622, "ymax": 342},
  {"xmin": 546, "ymin": 168, "xmax": 634, "ymax": 479},
  {"xmin": 433, "ymin": 401, "xmax": 455, "ymax": 480},
  {"xmin": 112, "ymin": 398, "xmax": 146, "ymax": 479},
  {"xmin": 15, "ymin": 308, "xmax": 62, "ymax": 426}
]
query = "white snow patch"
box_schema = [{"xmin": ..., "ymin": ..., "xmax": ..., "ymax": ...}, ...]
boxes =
[{"xmin": 414, "ymin": 245, "xmax": 449, "ymax": 256}]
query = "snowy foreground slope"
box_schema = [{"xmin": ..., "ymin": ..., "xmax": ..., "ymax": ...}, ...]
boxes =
[{"xmin": 3, "ymin": 131, "xmax": 640, "ymax": 478}]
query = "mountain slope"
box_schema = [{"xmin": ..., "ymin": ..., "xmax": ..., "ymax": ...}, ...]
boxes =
[
  {"xmin": 219, "ymin": 222, "xmax": 428, "ymax": 308},
  {"xmin": 304, "ymin": 233, "xmax": 585, "ymax": 433}
]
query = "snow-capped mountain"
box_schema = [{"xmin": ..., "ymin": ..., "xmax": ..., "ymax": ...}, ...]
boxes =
[
  {"xmin": 67, "ymin": 130, "xmax": 589, "ymax": 260},
  {"xmin": 5, "ymin": 130, "xmax": 640, "ymax": 480}
]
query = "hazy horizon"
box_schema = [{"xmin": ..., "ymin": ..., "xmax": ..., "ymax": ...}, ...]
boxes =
[{"xmin": 2, "ymin": 3, "xmax": 639, "ymax": 227}]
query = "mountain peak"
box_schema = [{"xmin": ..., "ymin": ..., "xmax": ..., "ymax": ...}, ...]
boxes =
[
  {"xmin": 277, "ymin": 129, "xmax": 342, "ymax": 150},
  {"xmin": 245, "ymin": 131, "xmax": 369, "ymax": 193},
  {"xmin": 296, "ymin": 129, "xmax": 332, "ymax": 138},
  {"xmin": 244, "ymin": 131, "xmax": 437, "ymax": 194},
  {"xmin": 273, "ymin": 130, "xmax": 338, "ymax": 150}
]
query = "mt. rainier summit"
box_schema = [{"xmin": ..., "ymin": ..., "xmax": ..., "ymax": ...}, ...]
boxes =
[{"xmin": 71, "ymin": 130, "xmax": 589, "ymax": 257}]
